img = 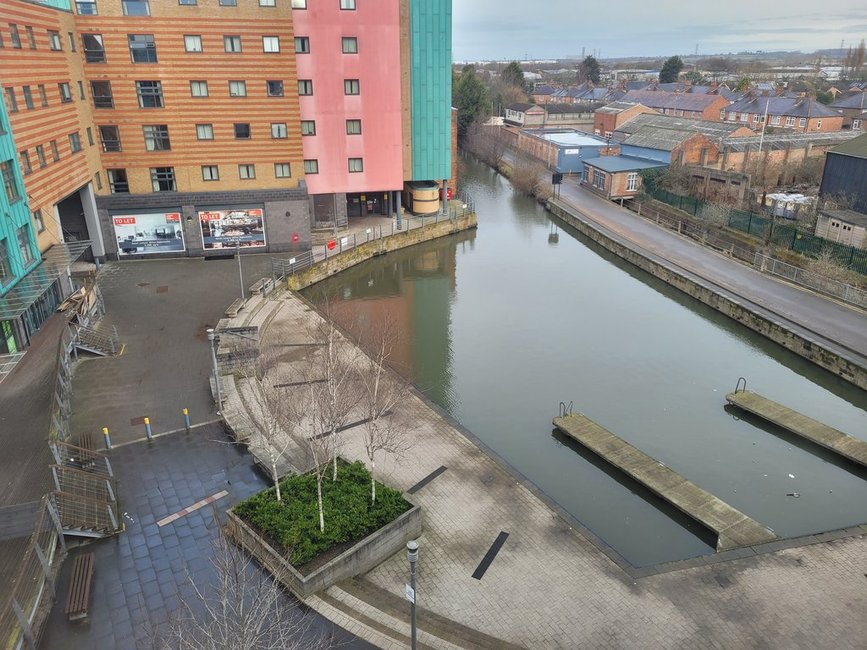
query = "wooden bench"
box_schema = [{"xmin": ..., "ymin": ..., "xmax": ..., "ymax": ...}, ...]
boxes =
[
  {"xmin": 225, "ymin": 298, "xmax": 246, "ymax": 318},
  {"xmin": 65, "ymin": 552, "xmax": 94, "ymax": 621}
]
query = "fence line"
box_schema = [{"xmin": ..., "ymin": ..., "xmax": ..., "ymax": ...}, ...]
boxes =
[
  {"xmin": 272, "ymin": 196, "xmax": 475, "ymax": 283},
  {"xmin": 753, "ymin": 254, "xmax": 867, "ymax": 309},
  {"xmin": 647, "ymin": 188, "xmax": 867, "ymax": 275}
]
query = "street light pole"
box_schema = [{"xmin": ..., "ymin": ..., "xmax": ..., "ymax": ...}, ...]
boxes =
[
  {"xmin": 206, "ymin": 328, "xmax": 222, "ymax": 413},
  {"xmin": 236, "ymin": 243, "xmax": 245, "ymax": 300},
  {"xmin": 406, "ymin": 540, "xmax": 418, "ymax": 650}
]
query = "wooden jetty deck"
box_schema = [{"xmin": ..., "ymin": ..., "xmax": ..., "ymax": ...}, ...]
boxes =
[
  {"xmin": 726, "ymin": 390, "xmax": 867, "ymax": 468},
  {"xmin": 553, "ymin": 413, "xmax": 778, "ymax": 551}
]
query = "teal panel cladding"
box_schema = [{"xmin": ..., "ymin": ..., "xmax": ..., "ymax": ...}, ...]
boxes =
[
  {"xmin": 410, "ymin": 0, "xmax": 452, "ymax": 181},
  {"xmin": 0, "ymin": 91, "xmax": 39, "ymax": 297}
]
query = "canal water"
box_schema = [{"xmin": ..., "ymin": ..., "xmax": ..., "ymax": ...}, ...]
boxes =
[{"xmin": 306, "ymin": 156, "xmax": 867, "ymax": 567}]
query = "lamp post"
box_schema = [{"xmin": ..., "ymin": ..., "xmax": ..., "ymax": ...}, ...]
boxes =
[
  {"xmin": 406, "ymin": 540, "xmax": 418, "ymax": 650},
  {"xmin": 236, "ymin": 243, "xmax": 245, "ymax": 300},
  {"xmin": 206, "ymin": 328, "xmax": 222, "ymax": 413}
]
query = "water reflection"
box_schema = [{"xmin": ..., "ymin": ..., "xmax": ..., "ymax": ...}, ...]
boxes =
[{"xmin": 307, "ymin": 155, "xmax": 867, "ymax": 567}]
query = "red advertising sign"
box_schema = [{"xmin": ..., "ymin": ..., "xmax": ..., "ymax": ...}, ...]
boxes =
[{"xmin": 114, "ymin": 217, "xmax": 136, "ymax": 225}]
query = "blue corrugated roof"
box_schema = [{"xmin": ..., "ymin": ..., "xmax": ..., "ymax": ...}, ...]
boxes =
[{"xmin": 583, "ymin": 156, "xmax": 667, "ymax": 173}]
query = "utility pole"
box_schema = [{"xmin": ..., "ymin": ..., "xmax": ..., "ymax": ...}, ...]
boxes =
[
  {"xmin": 207, "ymin": 328, "xmax": 222, "ymax": 413},
  {"xmin": 236, "ymin": 243, "xmax": 245, "ymax": 300},
  {"xmin": 406, "ymin": 540, "xmax": 419, "ymax": 650}
]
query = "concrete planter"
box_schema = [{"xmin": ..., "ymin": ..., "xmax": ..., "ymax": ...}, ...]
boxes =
[{"xmin": 225, "ymin": 503, "xmax": 422, "ymax": 598}]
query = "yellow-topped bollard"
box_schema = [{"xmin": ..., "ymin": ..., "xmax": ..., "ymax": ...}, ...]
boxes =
[{"xmin": 144, "ymin": 416, "xmax": 153, "ymax": 440}]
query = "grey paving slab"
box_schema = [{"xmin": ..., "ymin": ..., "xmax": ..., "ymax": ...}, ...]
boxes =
[{"xmin": 41, "ymin": 423, "xmax": 370, "ymax": 649}]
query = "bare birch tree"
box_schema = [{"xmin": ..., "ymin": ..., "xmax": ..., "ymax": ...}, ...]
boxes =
[
  {"xmin": 160, "ymin": 523, "xmax": 332, "ymax": 650},
  {"xmin": 356, "ymin": 321, "xmax": 413, "ymax": 503}
]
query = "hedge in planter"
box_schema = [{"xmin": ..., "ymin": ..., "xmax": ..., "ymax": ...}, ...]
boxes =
[{"xmin": 233, "ymin": 460, "xmax": 411, "ymax": 567}]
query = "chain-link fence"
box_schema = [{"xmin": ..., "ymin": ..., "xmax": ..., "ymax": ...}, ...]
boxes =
[
  {"xmin": 753, "ymin": 254, "xmax": 867, "ymax": 309},
  {"xmin": 647, "ymin": 188, "xmax": 867, "ymax": 275}
]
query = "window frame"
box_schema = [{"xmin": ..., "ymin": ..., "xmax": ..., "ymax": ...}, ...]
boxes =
[
  {"xmin": 346, "ymin": 119, "xmax": 362, "ymax": 135},
  {"xmin": 82, "ymin": 33, "xmax": 106, "ymax": 63},
  {"xmin": 233, "ymin": 123, "xmax": 251, "ymax": 139},
  {"xmin": 301, "ymin": 120, "xmax": 316, "ymax": 136},
  {"xmin": 294, "ymin": 36, "xmax": 310, "ymax": 54},
  {"xmin": 184, "ymin": 34, "xmax": 203, "ymax": 53},
  {"xmin": 149, "ymin": 166, "xmax": 176, "ymax": 192},
  {"xmin": 48, "ymin": 31, "xmax": 62, "ymax": 51},
  {"xmin": 238, "ymin": 164, "xmax": 256, "ymax": 180},
  {"xmin": 108, "ymin": 168, "xmax": 129, "ymax": 193},
  {"xmin": 99, "ymin": 125, "xmax": 122, "ymax": 152},
  {"xmin": 135, "ymin": 80, "xmax": 164, "ymax": 108},
  {"xmin": 270, "ymin": 123, "xmax": 288, "ymax": 139},
  {"xmin": 274, "ymin": 162, "xmax": 291, "ymax": 178},
  {"xmin": 201, "ymin": 165, "xmax": 219, "ymax": 181},
  {"xmin": 303, "ymin": 159, "xmax": 319, "ymax": 174},
  {"xmin": 122, "ymin": 0, "xmax": 151, "ymax": 16},
  {"xmin": 142, "ymin": 124, "xmax": 171, "ymax": 151},
  {"xmin": 344, "ymin": 79, "xmax": 360, "ymax": 95},
  {"xmin": 340, "ymin": 0, "xmax": 356, "ymax": 9},
  {"xmin": 223, "ymin": 35, "xmax": 242, "ymax": 53},
  {"xmin": 298, "ymin": 79, "xmax": 313, "ymax": 96},
  {"xmin": 266, "ymin": 80, "xmax": 284, "ymax": 97},
  {"xmin": 262, "ymin": 36, "xmax": 280, "ymax": 53},
  {"xmin": 58, "ymin": 83, "xmax": 73, "ymax": 103},
  {"xmin": 190, "ymin": 80, "xmax": 209, "ymax": 98},
  {"xmin": 69, "ymin": 132, "xmax": 82, "ymax": 153},
  {"xmin": 342, "ymin": 37, "xmax": 358, "ymax": 54},
  {"xmin": 228, "ymin": 80, "xmax": 247, "ymax": 97},
  {"xmin": 128, "ymin": 34, "xmax": 158, "ymax": 63},
  {"xmin": 196, "ymin": 123, "xmax": 214, "ymax": 140},
  {"xmin": 91, "ymin": 80, "xmax": 114, "ymax": 108}
]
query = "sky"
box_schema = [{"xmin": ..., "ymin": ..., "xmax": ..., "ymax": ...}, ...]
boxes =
[{"xmin": 453, "ymin": 0, "xmax": 867, "ymax": 61}]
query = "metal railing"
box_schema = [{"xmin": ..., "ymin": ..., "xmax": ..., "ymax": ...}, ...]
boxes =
[
  {"xmin": 73, "ymin": 323, "xmax": 120, "ymax": 356},
  {"xmin": 48, "ymin": 325, "xmax": 76, "ymax": 442},
  {"xmin": 0, "ymin": 495, "xmax": 65, "ymax": 650},
  {"xmin": 754, "ymin": 254, "xmax": 867, "ymax": 309},
  {"xmin": 51, "ymin": 491, "xmax": 118, "ymax": 535},
  {"xmin": 272, "ymin": 197, "xmax": 476, "ymax": 283}
]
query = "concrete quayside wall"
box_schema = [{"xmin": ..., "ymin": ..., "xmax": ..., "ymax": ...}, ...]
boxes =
[{"xmin": 546, "ymin": 200, "xmax": 867, "ymax": 391}]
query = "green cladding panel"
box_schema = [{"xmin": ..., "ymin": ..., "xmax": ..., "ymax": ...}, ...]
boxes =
[
  {"xmin": 410, "ymin": 0, "xmax": 452, "ymax": 181},
  {"xmin": 0, "ymin": 90, "xmax": 39, "ymax": 298}
]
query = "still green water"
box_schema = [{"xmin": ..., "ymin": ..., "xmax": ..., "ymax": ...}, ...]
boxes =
[{"xmin": 307, "ymin": 156, "xmax": 867, "ymax": 567}]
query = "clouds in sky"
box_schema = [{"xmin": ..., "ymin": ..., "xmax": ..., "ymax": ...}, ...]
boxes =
[{"xmin": 453, "ymin": 0, "xmax": 867, "ymax": 60}]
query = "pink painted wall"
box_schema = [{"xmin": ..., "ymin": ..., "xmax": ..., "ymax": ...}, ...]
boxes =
[{"xmin": 293, "ymin": 1, "xmax": 404, "ymax": 195}]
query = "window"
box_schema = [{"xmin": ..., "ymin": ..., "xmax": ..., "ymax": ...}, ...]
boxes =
[
  {"xmin": 98, "ymin": 125, "xmax": 121, "ymax": 151},
  {"xmin": 340, "ymin": 0, "xmax": 356, "ymax": 9},
  {"xmin": 753, "ymin": 113, "xmax": 761, "ymax": 123},
  {"xmin": 263, "ymin": 36, "xmax": 280, "ymax": 53},
  {"xmin": 17, "ymin": 226, "xmax": 34, "ymax": 266},
  {"xmin": 178, "ymin": 0, "xmax": 197, "ymax": 4},
  {"xmin": 1, "ymin": 160, "xmax": 21, "ymax": 202},
  {"xmin": 190, "ymin": 81, "xmax": 209, "ymax": 97},
  {"xmin": 25, "ymin": 26, "xmax": 36, "ymax": 49},
  {"xmin": 718, "ymin": 110, "xmax": 725, "ymax": 120},
  {"xmin": 592, "ymin": 168, "xmax": 606, "ymax": 190},
  {"xmin": 9, "ymin": 24, "xmax": 21, "ymax": 49},
  {"xmin": 50, "ymin": 140, "xmax": 60, "ymax": 161},
  {"xmin": 82, "ymin": 34, "xmax": 105, "ymax": 62},
  {"xmin": 150, "ymin": 167, "xmax": 176, "ymax": 192},
  {"xmin": 5, "ymin": 88, "xmax": 17, "ymax": 113},
  {"xmin": 274, "ymin": 163, "xmax": 291, "ymax": 178},
  {"xmin": 798, "ymin": 117, "xmax": 807, "ymax": 127},
  {"xmin": 266, "ymin": 80, "xmax": 284, "ymax": 97},
  {"xmin": 223, "ymin": 36, "xmax": 241, "ymax": 53},
  {"xmin": 346, "ymin": 119, "xmax": 361, "ymax": 134},
  {"xmin": 129, "ymin": 34, "xmax": 157, "ymax": 63},
  {"xmin": 234, "ymin": 123, "xmax": 251, "ymax": 139},
  {"xmin": 727, "ymin": 111, "xmax": 736, "ymax": 122},
  {"xmin": 196, "ymin": 123, "xmax": 214, "ymax": 140},
  {"xmin": 68, "ymin": 31, "xmax": 76, "ymax": 51},
  {"xmin": 49, "ymin": 31, "xmax": 62, "ymax": 50},
  {"xmin": 143, "ymin": 124, "xmax": 170, "ymax": 151},
  {"xmin": 58, "ymin": 83, "xmax": 72, "ymax": 103},
  {"xmin": 69, "ymin": 132, "xmax": 82, "ymax": 152},
  {"xmin": 301, "ymin": 120, "xmax": 316, "ymax": 136},
  {"xmin": 35, "ymin": 145, "xmax": 46, "ymax": 167},
  {"xmin": 239, "ymin": 164, "xmax": 256, "ymax": 179},
  {"xmin": 626, "ymin": 172, "xmax": 639, "ymax": 192},
  {"xmin": 78, "ymin": 81, "xmax": 85, "ymax": 100},
  {"xmin": 229, "ymin": 81, "xmax": 247, "ymax": 97},
  {"xmin": 291, "ymin": 0, "xmax": 306, "ymax": 7},
  {"xmin": 76, "ymin": 1, "xmax": 98, "ymax": 14},
  {"xmin": 0, "ymin": 243, "xmax": 11, "ymax": 286},
  {"xmin": 122, "ymin": 0, "xmax": 150, "ymax": 16},
  {"xmin": 38, "ymin": 85, "xmax": 48, "ymax": 107},
  {"xmin": 91, "ymin": 80, "xmax": 114, "ymax": 108},
  {"xmin": 344, "ymin": 79, "xmax": 360, "ymax": 95},
  {"xmin": 298, "ymin": 80, "xmax": 313, "ymax": 95},
  {"xmin": 816, "ymin": 119, "xmax": 822, "ymax": 129},
  {"xmin": 271, "ymin": 123, "xmax": 288, "ymax": 138},
  {"xmin": 259, "ymin": 0, "xmax": 276, "ymax": 5},
  {"xmin": 740, "ymin": 113, "xmax": 749, "ymax": 122},
  {"xmin": 342, "ymin": 37, "xmax": 357, "ymax": 54},
  {"xmin": 770, "ymin": 115, "xmax": 780, "ymax": 125},
  {"xmin": 853, "ymin": 119, "xmax": 862, "ymax": 130},
  {"xmin": 84, "ymin": 127, "xmax": 93, "ymax": 146},
  {"xmin": 136, "ymin": 81, "xmax": 163, "ymax": 108},
  {"xmin": 348, "ymin": 157, "xmax": 363, "ymax": 173},
  {"xmin": 33, "ymin": 209, "xmax": 45, "ymax": 233},
  {"xmin": 294, "ymin": 37, "xmax": 309, "ymax": 53},
  {"xmin": 303, "ymin": 159, "xmax": 318, "ymax": 174},
  {"xmin": 219, "ymin": 0, "xmax": 237, "ymax": 5},
  {"xmin": 785, "ymin": 116, "xmax": 795, "ymax": 127},
  {"xmin": 95, "ymin": 172, "xmax": 102, "ymax": 190},
  {"xmin": 108, "ymin": 168, "xmax": 129, "ymax": 193},
  {"xmin": 202, "ymin": 165, "xmax": 219, "ymax": 181},
  {"xmin": 22, "ymin": 86, "xmax": 33, "ymax": 110},
  {"xmin": 184, "ymin": 35, "xmax": 202, "ymax": 52},
  {"xmin": 20, "ymin": 151, "xmax": 32, "ymax": 175}
]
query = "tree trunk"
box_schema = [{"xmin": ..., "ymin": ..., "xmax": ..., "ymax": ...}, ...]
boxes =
[
  {"xmin": 316, "ymin": 478, "xmax": 325, "ymax": 533},
  {"xmin": 371, "ymin": 459, "xmax": 376, "ymax": 503},
  {"xmin": 273, "ymin": 461, "xmax": 282, "ymax": 502},
  {"xmin": 332, "ymin": 451, "xmax": 338, "ymax": 481}
]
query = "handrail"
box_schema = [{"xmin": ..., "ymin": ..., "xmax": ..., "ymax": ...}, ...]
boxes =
[{"xmin": 735, "ymin": 377, "xmax": 747, "ymax": 394}]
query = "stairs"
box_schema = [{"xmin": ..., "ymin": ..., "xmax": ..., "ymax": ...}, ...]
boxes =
[
  {"xmin": 48, "ymin": 442, "xmax": 122, "ymax": 538},
  {"xmin": 306, "ymin": 578, "xmax": 525, "ymax": 650},
  {"xmin": 71, "ymin": 323, "xmax": 122, "ymax": 357}
]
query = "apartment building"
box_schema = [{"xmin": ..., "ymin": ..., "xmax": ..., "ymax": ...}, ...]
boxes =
[
  {"xmin": 292, "ymin": 0, "xmax": 452, "ymax": 226},
  {"xmin": 723, "ymin": 96, "xmax": 844, "ymax": 133}
]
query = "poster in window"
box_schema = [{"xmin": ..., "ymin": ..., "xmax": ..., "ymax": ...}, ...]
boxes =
[
  {"xmin": 198, "ymin": 207, "xmax": 266, "ymax": 249},
  {"xmin": 112, "ymin": 212, "xmax": 185, "ymax": 256}
]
